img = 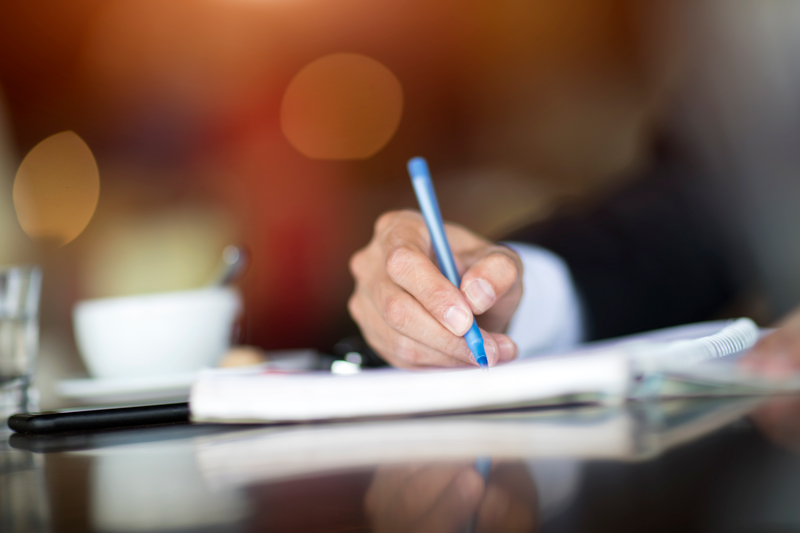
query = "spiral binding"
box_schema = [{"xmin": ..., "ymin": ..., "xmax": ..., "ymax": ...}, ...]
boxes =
[{"xmin": 654, "ymin": 318, "xmax": 760, "ymax": 367}]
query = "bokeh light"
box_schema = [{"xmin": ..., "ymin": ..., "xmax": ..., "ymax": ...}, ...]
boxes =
[
  {"xmin": 13, "ymin": 131, "xmax": 100, "ymax": 246},
  {"xmin": 280, "ymin": 53, "xmax": 403, "ymax": 160}
]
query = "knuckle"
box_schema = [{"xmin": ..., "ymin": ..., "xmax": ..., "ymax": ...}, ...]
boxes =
[
  {"xmin": 376, "ymin": 210, "xmax": 425, "ymax": 238},
  {"xmin": 385, "ymin": 245, "xmax": 416, "ymax": 280},
  {"xmin": 384, "ymin": 293, "xmax": 413, "ymax": 331},
  {"xmin": 375, "ymin": 210, "xmax": 401, "ymax": 234},
  {"xmin": 397, "ymin": 208, "xmax": 423, "ymax": 222},
  {"xmin": 485, "ymin": 252, "xmax": 518, "ymax": 284},
  {"xmin": 347, "ymin": 294, "xmax": 361, "ymax": 322},
  {"xmin": 427, "ymin": 286, "xmax": 456, "ymax": 314},
  {"xmin": 348, "ymin": 249, "xmax": 365, "ymax": 279}
]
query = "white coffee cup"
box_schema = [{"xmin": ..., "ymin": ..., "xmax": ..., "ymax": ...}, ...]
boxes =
[{"xmin": 73, "ymin": 287, "xmax": 241, "ymax": 379}]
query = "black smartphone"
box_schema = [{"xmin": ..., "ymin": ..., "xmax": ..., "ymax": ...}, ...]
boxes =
[{"xmin": 7, "ymin": 402, "xmax": 190, "ymax": 434}]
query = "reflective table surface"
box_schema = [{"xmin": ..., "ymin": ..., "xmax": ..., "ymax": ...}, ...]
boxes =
[{"xmin": 4, "ymin": 395, "xmax": 800, "ymax": 532}]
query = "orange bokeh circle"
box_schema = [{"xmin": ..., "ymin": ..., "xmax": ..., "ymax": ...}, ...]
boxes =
[
  {"xmin": 13, "ymin": 131, "xmax": 100, "ymax": 246},
  {"xmin": 281, "ymin": 53, "xmax": 403, "ymax": 160}
]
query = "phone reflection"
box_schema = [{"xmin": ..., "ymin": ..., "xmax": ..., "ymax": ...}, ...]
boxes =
[{"xmin": 364, "ymin": 460, "xmax": 538, "ymax": 533}]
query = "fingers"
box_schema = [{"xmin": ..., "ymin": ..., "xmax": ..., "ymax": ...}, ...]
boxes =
[
  {"xmin": 350, "ymin": 287, "xmax": 469, "ymax": 367},
  {"xmin": 365, "ymin": 464, "xmax": 447, "ymax": 520},
  {"xmin": 377, "ymin": 276, "xmax": 471, "ymax": 349},
  {"xmin": 460, "ymin": 247, "xmax": 524, "ymax": 335},
  {"xmin": 349, "ymin": 210, "xmax": 522, "ymax": 368},
  {"xmin": 365, "ymin": 464, "xmax": 485, "ymax": 533},
  {"xmin": 385, "ymin": 243, "xmax": 474, "ymax": 337},
  {"xmin": 374, "ymin": 277, "xmax": 516, "ymax": 365},
  {"xmin": 350, "ymin": 287, "xmax": 502, "ymax": 368},
  {"xmin": 475, "ymin": 485, "xmax": 536, "ymax": 533},
  {"xmin": 493, "ymin": 332, "xmax": 519, "ymax": 363},
  {"xmin": 460, "ymin": 251, "xmax": 520, "ymax": 314},
  {"xmin": 476, "ymin": 461, "xmax": 539, "ymax": 533},
  {"xmin": 475, "ymin": 486, "xmax": 511, "ymax": 533},
  {"xmin": 396, "ymin": 464, "xmax": 477, "ymax": 518},
  {"xmin": 740, "ymin": 307, "xmax": 800, "ymax": 378},
  {"xmin": 741, "ymin": 332, "xmax": 800, "ymax": 377},
  {"xmin": 414, "ymin": 468, "xmax": 485, "ymax": 533}
]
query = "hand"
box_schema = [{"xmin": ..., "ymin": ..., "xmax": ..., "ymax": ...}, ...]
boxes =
[
  {"xmin": 364, "ymin": 462, "xmax": 538, "ymax": 533},
  {"xmin": 348, "ymin": 210, "xmax": 523, "ymax": 368},
  {"xmin": 740, "ymin": 306, "xmax": 800, "ymax": 377}
]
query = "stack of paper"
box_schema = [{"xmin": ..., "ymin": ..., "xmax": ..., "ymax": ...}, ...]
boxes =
[{"xmin": 190, "ymin": 319, "xmax": 797, "ymax": 424}]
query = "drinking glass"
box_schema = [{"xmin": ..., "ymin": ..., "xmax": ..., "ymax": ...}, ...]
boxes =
[{"xmin": 0, "ymin": 265, "xmax": 42, "ymax": 415}]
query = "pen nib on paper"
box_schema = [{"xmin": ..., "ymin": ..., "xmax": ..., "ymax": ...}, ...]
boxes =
[
  {"xmin": 466, "ymin": 334, "xmax": 489, "ymax": 370},
  {"xmin": 472, "ymin": 345, "xmax": 489, "ymax": 372}
]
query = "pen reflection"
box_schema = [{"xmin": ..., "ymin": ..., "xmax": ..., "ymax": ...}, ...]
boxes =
[{"xmin": 364, "ymin": 461, "xmax": 538, "ymax": 533}]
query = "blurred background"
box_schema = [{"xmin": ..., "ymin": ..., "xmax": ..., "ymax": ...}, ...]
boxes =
[{"xmin": 1, "ymin": 0, "xmax": 797, "ymax": 403}]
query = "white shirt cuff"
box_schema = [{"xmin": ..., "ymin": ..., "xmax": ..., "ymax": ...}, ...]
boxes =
[{"xmin": 503, "ymin": 242, "xmax": 585, "ymax": 357}]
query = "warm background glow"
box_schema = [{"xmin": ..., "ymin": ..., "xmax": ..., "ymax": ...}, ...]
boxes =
[
  {"xmin": 0, "ymin": 86, "xmax": 29, "ymax": 265},
  {"xmin": 13, "ymin": 131, "xmax": 100, "ymax": 246},
  {"xmin": 281, "ymin": 53, "xmax": 403, "ymax": 160},
  {"xmin": 0, "ymin": 0, "xmax": 675, "ymax": 405}
]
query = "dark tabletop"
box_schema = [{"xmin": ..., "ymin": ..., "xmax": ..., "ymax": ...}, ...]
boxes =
[{"xmin": 4, "ymin": 395, "xmax": 800, "ymax": 533}]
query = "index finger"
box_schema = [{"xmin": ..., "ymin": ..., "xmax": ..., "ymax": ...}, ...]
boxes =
[
  {"xmin": 384, "ymin": 243, "xmax": 475, "ymax": 337},
  {"xmin": 380, "ymin": 213, "xmax": 475, "ymax": 337}
]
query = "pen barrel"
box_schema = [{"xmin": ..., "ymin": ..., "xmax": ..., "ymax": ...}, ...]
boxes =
[
  {"xmin": 409, "ymin": 157, "xmax": 488, "ymax": 368},
  {"xmin": 408, "ymin": 161, "xmax": 461, "ymax": 287}
]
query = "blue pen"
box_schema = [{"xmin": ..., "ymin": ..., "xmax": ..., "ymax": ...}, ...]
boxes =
[{"xmin": 407, "ymin": 157, "xmax": 489, "ymax": 369}]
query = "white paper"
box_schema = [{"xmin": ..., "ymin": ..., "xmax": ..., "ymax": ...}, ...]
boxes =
[{"xmin": 189, "ymin": 319, "xmax": 792, "ymax": 424}]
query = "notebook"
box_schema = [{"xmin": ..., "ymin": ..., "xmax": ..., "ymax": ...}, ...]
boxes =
[{"xmin": 189, "ymin": 318, "xmax": 798, "ymax": 424}]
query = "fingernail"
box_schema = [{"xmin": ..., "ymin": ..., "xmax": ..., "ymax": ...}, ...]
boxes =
[
  {"xmin": 464, "ymin": 279, "xmax": 495, "ymax": 312},
  {"xmin": 498, "ymin": 338, "xmax": 517, "ymax": 361},
  {"xmin": 444, "ymin": 306, "xmax": 471, "ymax": 335},
  {"xmin": 485, "ymin": 342, "xmax": 497, "ymax": 366}
]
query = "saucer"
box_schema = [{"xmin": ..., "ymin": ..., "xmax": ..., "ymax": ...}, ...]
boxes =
[
  {"xmin": 57, "ymin": 372, "xmax": 197, "ymax": 405},
  {"xmin": 56, "ymin": 349, "xmax": 325, "ymax": 405}
]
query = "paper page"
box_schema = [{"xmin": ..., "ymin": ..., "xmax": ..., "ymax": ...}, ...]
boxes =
[
  {"xmin": 189, "ymin": 319, "xmax": 788, "ymax": 424},
  {"xmin": 190, "ymin": 351, "xmax": 630, "ymax": 423}
]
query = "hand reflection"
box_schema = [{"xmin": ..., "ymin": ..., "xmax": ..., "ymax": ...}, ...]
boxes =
[
  {"xmin": 751, "ymin": 396, "xmax": 800, "ymax": 454},
  {"xmin": 364, "ymin": 461, "xmax": 538, "ymax": 533}
]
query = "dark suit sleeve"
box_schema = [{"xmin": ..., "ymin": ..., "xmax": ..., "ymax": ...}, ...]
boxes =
[{"xmin": 503, "ymin": 144, "xmax": 740, "ymax": 341}]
